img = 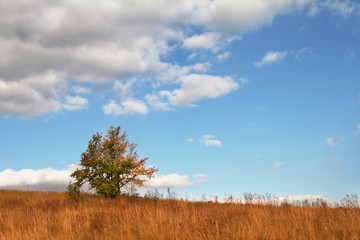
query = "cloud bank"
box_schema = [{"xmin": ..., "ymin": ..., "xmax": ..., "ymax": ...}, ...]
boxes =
[{"xmin": 0, "ymin": 166, "xmax": 206, "ymax": 191}]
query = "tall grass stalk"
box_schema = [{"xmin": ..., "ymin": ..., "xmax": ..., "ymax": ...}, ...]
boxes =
[{"xmin": 0, "ymin": 190, "xmax": 359, "ymax": 239}]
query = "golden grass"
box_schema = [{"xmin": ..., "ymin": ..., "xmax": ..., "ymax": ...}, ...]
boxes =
[{"xmin": 0, "ymin": 190, "xmax": 359, "ymax": 240}]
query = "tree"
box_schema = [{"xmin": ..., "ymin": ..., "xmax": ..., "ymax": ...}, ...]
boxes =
[{"xmin": 68, "ymin": 126, "xmax": 157, "ymax": 198}]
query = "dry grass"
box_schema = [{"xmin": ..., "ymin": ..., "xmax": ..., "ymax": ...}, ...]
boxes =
[{"xmin": 0, "ymin": 190, "xmax": 359, "ymax": 240}]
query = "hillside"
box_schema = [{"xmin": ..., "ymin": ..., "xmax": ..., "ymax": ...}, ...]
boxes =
[{"xmin": 0, "ymin": 190, "xmax": 359, "ymax": 240}]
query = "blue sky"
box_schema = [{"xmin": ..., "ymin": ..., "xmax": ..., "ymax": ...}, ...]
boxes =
[{"xmin": 0, "ymin": 0, "xmax": 359, "ymax": 202}]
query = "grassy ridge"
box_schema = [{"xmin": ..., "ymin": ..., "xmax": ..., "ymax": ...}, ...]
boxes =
[{"xmin": 0, "ymin": 190, "xmax": 359, "ymax": 240}]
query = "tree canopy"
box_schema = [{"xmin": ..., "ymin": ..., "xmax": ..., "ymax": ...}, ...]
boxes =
[{"xmin": 68, "ymin": 126, "xmax": 157, "ymax": 198}]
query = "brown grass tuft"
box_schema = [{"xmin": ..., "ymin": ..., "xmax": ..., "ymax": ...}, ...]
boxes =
[{"xmin": 0, "ymin": 190, "xmax": 359, "ymax": 239}]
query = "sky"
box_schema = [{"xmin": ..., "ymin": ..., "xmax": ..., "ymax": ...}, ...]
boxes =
[{"xmin": 0, "ymin": 0, "xmax": 359, "ymax": 202}]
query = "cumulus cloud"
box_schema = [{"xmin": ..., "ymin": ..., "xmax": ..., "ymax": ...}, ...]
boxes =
[
  {"xmin": 64, "ymin": 96, "xmax": 88, "ymax": 110},
  {"xmin": 0, "ymin": 167, "xmax": 74, "ymax": 191},
  {"xmin": 103, "ymin": 99, "xmax": 148, "ymax": 116},
  {"xmin": 146, "ymin": 73, "xmax": 240, "ymax": 110},
  {"xmin": 156, "ymin": 62, "xmax": 211, "ymax": 84},
  {"xmin": 0, "ymin": 166, "xmax": 205, "ymax": 191},
  {"xmin": 188, "ymin": 134, "xmax": 223, "ymax": 147},
  {"xmin": 112, "ymin": 79, "xmax": 136, "ymax": 100},
  {"xmin": 0, "ymin": 1, "xmax": 184, "ymax": 116},
  {"xmin": 190, "ymin": 0, "xmax": 311, "ymax": 32},
  {"xmin": 72, "ymin": 86, "xmax": 91, "ymax": 94},
  {"xmin": 183, "ymin": 32, "xmax": 221, "ymax": 51},
  {"xmin": 161, "ymin": 74, "xmax": 239, "ymax": 107},
  {"xmin": 0, "ymin": 72, "xmax": 89, "ymax": 116},
  {"xmin": 200, "ymin": 134, "xmax": 223, "ymax": 147},
  {"xmin": 145, "ymin": 91, "xmax": 172, "ymax": 111},
  {"xmin": 1, "ymin": 0, "xmax": 341, "ymax": 117},
  {"xmin": 183, "ymin": 33, "xmax": 241, "ymax": 54},
  {"xmin": 326, "ymin": 137, "xmax": 346, "ymax": 146},
  {"xmin": 255, "ymin": 51, "xmax": 288, "ymax": 67}
]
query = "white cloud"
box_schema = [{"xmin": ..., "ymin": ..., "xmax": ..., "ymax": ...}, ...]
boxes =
[
  {"xmin": 273, "ymin": 162, "xmax": 284, "ymax": 168},
  {"xmin": 103, "ymin": 101, "xmax": 123, "ymax": 116},
  {"xmin": 0, "ymin": 72, "xmax": 90, "ymax": 116},
  {"xmin": 64, "ymin": 95, "xmax": 88, "ymax": 110},
  {"xmin": 72, "ymin": 86, "xmax": 91, "ymax": 94},
  {"xmin": 255, "ymin": 51, "xmax": 288, "ymax": 67},
  {"xmin": 253, "ymin": 48, "xmax": 313, "ymax": 68},
  {"xmin": 143, "ymin": 174, "xmax": 193, "ymax": 188},
  {"xmin": 0, "ymin": 166, "xmax": 205, "ymax": 191},
  {"xmin": 0, "ymin": 1, "xmax": 185, "ymax": 116},
  {"xmin": 183, "ymin": 33, "xmax": 240, "ymax": 53},
  {"xmin": 226, "ymin": 34, "xmax": 242, "ymax": 43},
  {"xmin": 156, "ymin": 62, "xmax": 211, "ymax": 84},
  {"xmin": 186, "ymin": 52, "xmax": 198, "ymax": 60},
  {"xmin": 190, "ymin": 0, "xmax": 311, "ymax": 32},
  {"xmin": 112, "ymin": 79, "xmax": 136, "ymax": 100},
  {"xmin": 121, "ymin": 99, "xmax": 149, "ymax": 114},
  {"xmin": 183, "ymin": 32, "xmax": 221, "ymax": 51},
  {"xmin": 217, "ymin": 51, "xmax": 231, "ymax": 61},
  {"xmin": 103, "ymin": 99, "xmax": 148, "ymax": 116},
  {"xmin": 326, "ymin": 138, "xmax": 335, "ymax": 146},
  {"xmin": 201, "ymin": 139, "xmax": 223, "ymax": 147},
  {"xmin": 0, "ymin": 166, "xmax": 74, "ymax": 191},
  {"xmin": 192, "ymin": 174, "xmax": 208, "ymax": 183},
  {"xmin": 356, "ymin": 124, "xmax": 360, "ymax": 136},
  {"xmin": 163, "ymin": 74, "xmax": 239, "ymax": 107},
  {"xmin": 326, "ymin": 137, "xmax": 346, "ymax": 146},
  {"xmin": 145, "ymin": 91, "xmax": 172, "ymax": 111},
  {"xmin": 146, "ymin": 73, "xmax": 239, "ymax": 111},
  {"xmin": 307, "ymin": 6, "xmax": 319, "ymax": 16},
  {"xmin": 292, "ymin": 47, "xmax": 314, "ymax": 59},
  {"xmin": 189, "ymin": 134, "xmax": 223, "ymax": 147},
  {"xmin": 143, "ymin": 173, "xmax": 207, "ymax": 189},
  {"xmin": 307, "ymin": 0, "xmax": 360, "ymax": 17}
]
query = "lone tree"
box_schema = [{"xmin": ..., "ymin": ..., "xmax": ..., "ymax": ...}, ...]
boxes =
[{"xmin": 68, "ymin": 126, "xmax": 157, "ymax": 198}]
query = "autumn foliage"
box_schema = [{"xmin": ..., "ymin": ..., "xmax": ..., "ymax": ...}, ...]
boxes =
[{"xmin": 68, "ymin": 126, "xmax": 156, "ymax": 198}]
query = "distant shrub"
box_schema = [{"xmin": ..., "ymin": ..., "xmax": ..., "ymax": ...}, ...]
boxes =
[
  {"xmin": 65, "ymin": 182, "xmax": 82, "ymax": 202},
  {"xmin": 340, "ymin": 194, "xmax": 359, "ymax": 208}
]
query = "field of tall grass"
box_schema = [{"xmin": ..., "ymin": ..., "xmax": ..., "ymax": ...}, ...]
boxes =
[{"xmin": 0, "ymin": 190, "xmax": 359, "ymax": 240}]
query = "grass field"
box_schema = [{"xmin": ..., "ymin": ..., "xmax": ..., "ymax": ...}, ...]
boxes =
[{"xmin": 0, "ymin": 190, "xmax": 359, "ymax": 240}]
